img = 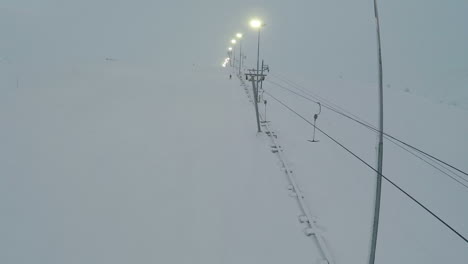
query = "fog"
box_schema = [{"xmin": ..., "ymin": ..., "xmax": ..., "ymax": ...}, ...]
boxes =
[
  {"xmin": 1, "ymin": 1, "xmax": 467, "ymax": 263},
  {"xmin": 2, "ymin": 0, "xmax": 467, "ymax": 103}
]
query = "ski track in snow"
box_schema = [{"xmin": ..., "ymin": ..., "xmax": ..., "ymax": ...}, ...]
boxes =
[
  {"xmin": 238, "ymin": 74, "xmax": 335, "ymax": 264},
  {"xmin": 255, "ymin": 71, "xmax": 468, "ymax": 264}
]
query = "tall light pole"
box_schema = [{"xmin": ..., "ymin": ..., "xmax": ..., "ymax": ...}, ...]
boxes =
[
  {"xmin": 236, "ymin": 33, "xmax": 243, "ymax": 75},
  {"xmin": 249, "ymin": 18, "xmax": 264, "ymax": 133},
  {"xmin": 250, "ymin": 19, "xmax": 263, "ymax": 79},
  {"xmin": 228, "ymin": 47, "xmax": 233, "ymax": 67},
  {"xmin": 231, "ymin": 39, "xmax": 237, "ymax": 68},
  {"xmin": 369, "ymin": 0, "xmax": 384, "ymax": 264}
]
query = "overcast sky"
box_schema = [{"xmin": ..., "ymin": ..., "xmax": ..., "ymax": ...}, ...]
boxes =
[{"xmin": 1, "ymin": 0, "xmax": 467, "ymax": 101}]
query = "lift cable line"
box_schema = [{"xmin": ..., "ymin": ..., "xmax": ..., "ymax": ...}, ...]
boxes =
[
  {"xmin": 264, "ymin": 90, "xmax": 468, "ymax": 245},
  {"xmin": 245, "ymin": 69, "xmax": 267, "ymax": 133},
  {"xmin": 264, "ymin": 78, "xmax": 468, "ymax": 189},
  {"xmin": 268, "ymin": 73, "xmax": 468, "ymax": 179},
  {"xmin": 270, "ymin": 73, "xmax": 358, "ymax": 120},
  {"xmin": 265, "ymin": 77, "xmax": 468, "ymax": 181}
]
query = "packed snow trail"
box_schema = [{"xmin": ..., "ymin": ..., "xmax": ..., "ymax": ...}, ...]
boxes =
[
  {"xmin": 238, "ymin": 74, "xmax": 335, "ymax": 264},
  {"xmin": 0, "ymin": 63, "xmax": 324, "ymax": 263}
]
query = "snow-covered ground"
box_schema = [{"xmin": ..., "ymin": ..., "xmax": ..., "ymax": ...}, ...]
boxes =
[
  {"xmin": 257, "ymin": 71, "xmax": 468, "ymax": 263},
  {"xmin": 0, "ymin": 62, "xmax": 331, "ymax": 263},
  {"xmin": 2, "ymin": 1, "xmax": 467, "ymax": 263},
  {"xmin": 1, "ymin": 59, "xmax": 467, "ymax": 263}
]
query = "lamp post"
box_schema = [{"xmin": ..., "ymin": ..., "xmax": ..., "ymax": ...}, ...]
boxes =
[
  {"xmin": 231, "ymin": 39, "xmax": 237, "ymax": 68},
  {"xmin": 228, "ymin": 47, "xmax": 233, "ymax": 66},
  {"xmin": 250, "ymin": 19, "xmax": 263, "ymax": 79},
  {"xmin": 236, "ymin": 33, "xmax": 243, "ymax": 75},
  {"xmin": 249, "ymin": 18, "xmax": 265, "ymax": 133}
]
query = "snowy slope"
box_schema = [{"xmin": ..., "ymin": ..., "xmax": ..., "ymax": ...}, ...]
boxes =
[
  {"xmin": 2, "ymin": 0, "xmax": 467, "ymax": 262},
  {"xmin": 0, "ymin": 62, "xmax": 328, "ymax": 263},
  {"xmin": 2, "ymin": 59, "xmax": 466, "ymax": 263},
  {"xmin": 256, "ymin": 72, "xmax": 468, "ymax": 263}
]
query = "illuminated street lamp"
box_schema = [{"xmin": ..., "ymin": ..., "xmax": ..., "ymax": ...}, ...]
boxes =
[
  {"xmin": 250, "ymin": 19, "xmax": 262, "ymax": 29},
  {"xmin": 236, "ymin": 33, "xmax": 243, "ymax": 75},
  {"xmin": 249, "ymin": 18, "xmax": 265, "ymax": 80},
  {"xmin": 248, "ymin": 18, "xmax": 265, "ymax": 133}
]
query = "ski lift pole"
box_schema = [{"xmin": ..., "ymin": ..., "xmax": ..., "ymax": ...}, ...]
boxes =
[
  {"xmin": 258, "ymin": 60, "xmax": 269, "ymax": 103},
  {"xmin": 245, "ymin": 70, "xmax": 266, "ymax": 133},
  {"xmin": 259, "ymin": 60, "xmax": 264, "ymax": 103},
  {"xmin": 369, "ymin": 0, "xmax": 385, "ymax": 263}
]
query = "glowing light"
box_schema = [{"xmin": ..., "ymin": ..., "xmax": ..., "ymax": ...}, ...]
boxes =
[
  {"xmin": 236, "ymin": 33, "xmax": 243, "ymax": 38},
  {"xmin": 222, "ymin": 57, "xmax": 230, "ymax": 68},
  {"xmin": 250, "ymin": 19, "xmax": 263, "ymax": 29},
  {"xmin": 228, "ymin": 47, "xmax": 232, "ymax": 51},
  {"xmin": 231, "ymin": 39, "xmax": 237, "ymax": 44}
]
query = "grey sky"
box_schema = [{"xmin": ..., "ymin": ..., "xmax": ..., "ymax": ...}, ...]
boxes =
[{"xmin": 2, "ymin": 0, "xmax": 467, "ymax": 99}]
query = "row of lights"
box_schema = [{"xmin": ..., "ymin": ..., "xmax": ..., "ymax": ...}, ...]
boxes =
[
  {"xmin": 222, "ymin": 57, "xmax": 230, "ymax": 68},
  {"xmin": 222, "ymin": 34, "xmax": 241, "ymax": 67},
  {"xmin": 222, "ymin": 18, "xmax": 264, "ymax": 69}
]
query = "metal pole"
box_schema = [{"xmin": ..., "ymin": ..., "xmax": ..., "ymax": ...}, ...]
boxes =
[
  {"xmin": 256, "ymin": 29, "xmax": 260, "ymax": 81},
  {"xmin": 369, "ymin": 0, "xmax": 384, "ymax": 263},
  {"xmin": 233, "ymin": 47, "xmax": 235, "ymax": 68},
  {"xmin": 255, "ymin": 29, "xmax": 261, "ymax": 129},
  {"xmin": 239, "ymin": 39, "xmax": 242, "ymax": 75},
  {"xmin": 259, "ymin": 60, "xmax": 265, "ymax": 102},
  {"xmin": 250, "ymin": 77, "xmax": 262, "ymax": 132}
]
